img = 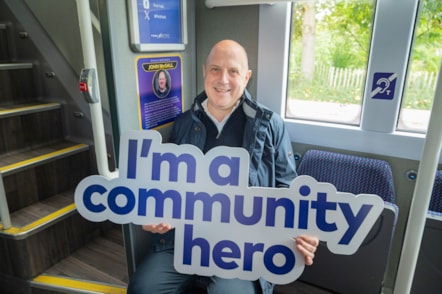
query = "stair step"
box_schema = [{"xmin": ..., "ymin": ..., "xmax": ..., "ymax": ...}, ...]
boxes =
[
  {"xmin": 0, "ymin": 141, "xmax": 89, "ymax": 176},
  {"xmin": 0, "ymin": 62, "xmax": 33, "ymax": 70},
  {"xmin": 0, "ymin": 102, "xmax": 60, "ymax": 118},
  {"xmin": 31, "ymin": 226, "xmax": 128, "ymax": 293},
  {"xmin": 0, "ymin": 191, "xmax": 76, "ymax": 239}
]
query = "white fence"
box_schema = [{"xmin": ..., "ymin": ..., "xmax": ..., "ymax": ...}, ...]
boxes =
[{"xmin": 315, "ymin": 64, "xmax": 437, "ymax": 90}]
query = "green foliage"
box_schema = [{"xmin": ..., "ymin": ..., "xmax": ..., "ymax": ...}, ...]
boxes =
[
  {"xmin": 411, "ymin": 1, "xmax": 442, "ymax": 71},
  {"xmin": 287, "ymin": 72, "xmax": 363, "ymax": 105},
  {"xmin": 288, "ymin": 0, "xmax": 442, "ymax": 111}
]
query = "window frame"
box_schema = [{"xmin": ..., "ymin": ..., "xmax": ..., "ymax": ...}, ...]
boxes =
[{"xmin": 256, "ymin": 0, "xmax": 434, "ymax": 161}]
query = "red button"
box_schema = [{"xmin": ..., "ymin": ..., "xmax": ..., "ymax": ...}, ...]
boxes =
[{"xmin": 79, "ymin": 82, "xmax": 88, "ymax": 92}]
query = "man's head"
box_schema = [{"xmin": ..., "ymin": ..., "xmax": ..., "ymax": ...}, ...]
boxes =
[
  {"xmin": 158, "ymin": 70, "xmax": 167, "ymax": 92},
  {"xmin": 203, "ymin": 40, "xmax": 252, "ymax": 119}
]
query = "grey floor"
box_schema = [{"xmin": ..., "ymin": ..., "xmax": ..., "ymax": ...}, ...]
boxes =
[{"xmin": 274, "ymin": 280, "xmax": 337, "ymax": 294}]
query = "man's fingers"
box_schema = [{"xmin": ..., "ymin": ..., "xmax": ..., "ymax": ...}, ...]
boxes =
[{"xmin": 142, "ymin": 223, "xmax": 173, "ymax": 234}]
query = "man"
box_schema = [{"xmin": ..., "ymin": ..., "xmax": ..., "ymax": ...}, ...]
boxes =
[
  {"xmin": 128, "ymin": 39, "xmax": 319, "ymax": 294},
  {"xmin": 155, "ymin": 69, "xmax": 170, "ymax": 98}
]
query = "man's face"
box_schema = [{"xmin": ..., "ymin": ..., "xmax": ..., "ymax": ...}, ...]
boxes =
[
  {"xmin": 158, "ymin": 72, "xmax": 167, "ymax": 90},
  {"xmin": 203, "ymin": 42, "xmax": 251, "ymax": 113}
]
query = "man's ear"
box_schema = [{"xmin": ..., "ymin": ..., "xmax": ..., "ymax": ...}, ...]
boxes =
[{"xmin": 244, "ymin": 69, "xmax": 252, "ymax": 85}]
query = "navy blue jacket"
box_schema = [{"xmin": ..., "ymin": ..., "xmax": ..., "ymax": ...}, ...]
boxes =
[
  {"xmin": 170, "ymin": 90, "xmax": 297, "ymax": 188},
  {"xmin": 155, "ymin": 90, "xmax": 297, "ymax": 293}
]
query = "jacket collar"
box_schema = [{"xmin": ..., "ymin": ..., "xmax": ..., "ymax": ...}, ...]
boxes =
[{"xmin": 192, "ymin": 89, "xmax": 264, "ymax": 120}]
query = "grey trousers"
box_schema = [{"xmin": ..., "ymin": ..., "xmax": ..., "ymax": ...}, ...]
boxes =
[{"xmin": 127, "ymin": 249, "xmax": 262, "ymax": 294}]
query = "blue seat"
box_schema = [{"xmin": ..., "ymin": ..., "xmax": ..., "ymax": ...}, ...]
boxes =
[
  {"xmin": 295, "ymin": 149, "xmax": 398, "ymax": 294},
  {"xmin": 428, "ymin": 170, "xmax": 442, "ymax": 213},
  {"xmin": 411, "ymin": 170, "xmax": 442, "ymax": 294}
]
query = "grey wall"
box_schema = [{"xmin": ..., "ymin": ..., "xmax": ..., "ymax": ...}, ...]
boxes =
[{"xmin": 194, "ymin": 2, "xmax": 259, "ymax": 98}]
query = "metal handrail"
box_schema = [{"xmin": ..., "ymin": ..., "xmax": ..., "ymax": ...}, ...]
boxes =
[
  {"xmin": 0, "ymin": 176, "xmax": 11, "ymax": 229},
  {"xmin": 394, "ymin": 61, "xmax": 442, "ymax": 293},
  {"xmin": 76, "ymin": 0, "xmax": 118, "ymax": 179}
]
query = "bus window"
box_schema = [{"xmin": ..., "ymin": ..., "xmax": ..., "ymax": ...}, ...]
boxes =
[
  {"xmin": 286, "ymin": 0, "xmax": 375, "ymax": 125},
  {"xmin": 397, "ymin": 1, "xmax": 442, "ymax": 133}
]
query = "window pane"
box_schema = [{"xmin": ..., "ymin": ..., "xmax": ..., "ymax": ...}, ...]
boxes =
[
  {"xmin": 286, "ymin": 0, "xmax": 375, "ymax": 125},
  {"xmin": 397, "ymin": 1, "xmax": 442, "ymax": 133}
]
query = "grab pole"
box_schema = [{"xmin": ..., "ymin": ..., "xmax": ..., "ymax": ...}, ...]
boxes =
[
  {"xmin": 76, "ymin": 0, "xmax": 118, "ymax": 179},
  {"xmin": 394, "ymin": 61, "xmax": 442, "ymax": 293}
]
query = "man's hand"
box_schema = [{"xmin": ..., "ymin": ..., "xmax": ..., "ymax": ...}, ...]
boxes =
[
  {"xmin": 293, "ymin": 235, "xmax": 319, "ymax": 266},
  {"xmin": 142, "ymin": 223, "xmax": 174, "ymax": 234}
]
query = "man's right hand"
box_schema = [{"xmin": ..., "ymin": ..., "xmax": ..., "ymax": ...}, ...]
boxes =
[{"xmin": 142, "ymin": 223, "xmax": 174, "ymax": 234}]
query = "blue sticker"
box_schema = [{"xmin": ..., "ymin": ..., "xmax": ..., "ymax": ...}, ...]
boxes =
[{"xmin": 371, "ymin": 72, "xmax": 398, "ymax": 100}]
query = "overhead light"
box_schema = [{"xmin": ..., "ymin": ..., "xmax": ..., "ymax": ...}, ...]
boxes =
[
  {"xmin": 205, "ymin": 0, "xmax": 313, "ymax": 8},
  {"xmin": 205, "ymin": 0, "xmax": 279, "ymax": 8}
]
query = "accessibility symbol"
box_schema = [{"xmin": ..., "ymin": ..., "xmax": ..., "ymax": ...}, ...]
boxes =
[{"xmin": 371, "ymin": 72, "xmax": 398, "ymax": 100}]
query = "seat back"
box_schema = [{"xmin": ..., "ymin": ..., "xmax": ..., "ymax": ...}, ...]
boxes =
[
  {"xmin": 296, "ymin": 149, "xmax": 396, "ymax": 203},
  {"xmin": 411, "ymin": 170, "xmax": 442, "ymax": 293},
  {"xmin": 428, "ymin": 170, "xmax": 442, "ymax": 213},
  {"xmin": 296, "ymin": 149, "xmax": 398, "ymax": 294}
]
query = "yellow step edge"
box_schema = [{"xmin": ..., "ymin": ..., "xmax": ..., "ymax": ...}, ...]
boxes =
[
  {"xmin": 0, "ymin": 102, "xmax": 60, "ymax": 116},
  {"xmin": 32, "ymin": 275, "xmax": 126, "ymax": 294},
  {"xmin": 0, "ymin": 203, "xmax": 76, "ymax": 235},
  {"xmin": 0, "ymin": 143, "xmax": 88, "ymax": 174}
]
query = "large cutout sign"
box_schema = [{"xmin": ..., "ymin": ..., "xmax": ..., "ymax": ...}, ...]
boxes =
[{"xmin": 74, "ymin": 130, "xmax": 384, "ymax": 284}]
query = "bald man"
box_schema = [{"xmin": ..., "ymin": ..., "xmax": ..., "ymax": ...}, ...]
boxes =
[{"xmin": 128, "ymin": 40, "xmax": 319, "ymax": 294}]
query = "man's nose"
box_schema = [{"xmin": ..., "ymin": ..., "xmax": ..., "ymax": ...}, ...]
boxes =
[{"xmin": 220, "ymin": 70, "xmax": 229, "ymax": 82}]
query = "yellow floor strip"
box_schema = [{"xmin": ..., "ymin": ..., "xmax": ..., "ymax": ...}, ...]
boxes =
[
  {"xmin": 0, "ymin": 203, "xmax": 76, "ymax": 235},
  {"xmin": 33, "ymin": 275, "xmax": 126, "ymax": 294},
  {"xmin": 0, "ymin": 144, "xmax": 88, "ymax": 173}
]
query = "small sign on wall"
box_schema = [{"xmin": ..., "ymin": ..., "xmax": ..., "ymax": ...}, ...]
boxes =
[
  {"xmin": 135, "ymin": 54, "xmax": 183, "ymax": 129},
  {"xmin": 127, "ymin": 0, "xmax": 187, "ymax": 52},
  {"xmin": 371, "ymin": 72, "xmax": 398, "ymax": 100}
]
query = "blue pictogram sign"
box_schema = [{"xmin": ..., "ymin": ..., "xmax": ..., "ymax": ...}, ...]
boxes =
[{"xmin": 371, "ymin": 72, "xmax": 398, "ymax": 100}]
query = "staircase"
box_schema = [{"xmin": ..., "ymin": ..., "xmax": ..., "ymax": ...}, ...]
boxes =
[{"xmin": 0, "ymin": 3, "xmax": 128, "ymax": 294}]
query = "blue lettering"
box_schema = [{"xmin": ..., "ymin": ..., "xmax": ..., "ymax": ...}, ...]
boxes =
[
  {"xmin": 263, "ymin": 245, "xmax": 295, "ymax": 275},
  {"xmin": 183, "ymin": 224, "xmax": 210, "ymax": 266},
  {"xmin": 213, "ymin": 240, "xmax": 240, "ymax": 270},
  {"xmin": 338, "ymin": 203, "xmax": 373, "ymax": 245},
  {"xmin": 108, "ymin": 186, "xmax": 135, "ymax": 215},
  {"xmin": 243, "ymin": 242, "xmax": 264, "ymax": 271},
  {"xmin": 311, "ymin": 192, "xmax": 337, "ymax": 232},
  {"xmin": 209, "ymin": 156, "xmax": 240, "ymax": 186},
  {"xmin": 138, "ymin": 188, "xmax": 182, "ymax": 218},
  {"xmin": 83, "ymin": 184, "xmax": 106, "ymax": 213},
  {"xmin": 140, "ymin": 138, "xmax": 152, "ymax": 158},
  {"xmin": 298, "ymin": 185, "xmax": 310, "ymax": 229},
  {"xmin": 127, "ymin": 139, "xmax": 138, "ymax": 179},
  {"xmin": 298, "ymin": 200, "xmax": 309, "ymax": 229},
  {"xmin": 152, "ymin": 152, "xmax": 196, "ymax": 183},
  {"xmin": 185, "ymin": 192, "xmax": 230, "ymax": 223},
  {"xmin": 266, "ymin": 198, "xmax": 295, "ymax": 228},
  {"xmin": 234, "ymin": 196, "xmax": 263, "ymax": 225}
]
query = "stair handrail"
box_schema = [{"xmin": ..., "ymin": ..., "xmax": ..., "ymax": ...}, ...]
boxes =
[
  {"xmin": 0, "ymin": 176, "xmax": 12, "ymax": 229},
  {"xmin": 76, "ymin": 0, "xmax": 118, "ymax": 180}
]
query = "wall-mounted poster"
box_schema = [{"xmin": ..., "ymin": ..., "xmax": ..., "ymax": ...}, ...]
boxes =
[
  {"xmin": 127, "ymin": 0, "xmax": 187, "ymax": 52},
  {"xmin": 135, "ymin": 54, "xmax": 183, "ymax": 129}
]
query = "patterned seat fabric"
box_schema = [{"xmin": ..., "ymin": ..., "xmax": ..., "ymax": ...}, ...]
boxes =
[
  {"xmin": 429, "ymin": 170, "xmax": 442, "ymax": 213},
  {"xmin": 297, "ymin": 149, "xmax": 396, "ymax": 203}
]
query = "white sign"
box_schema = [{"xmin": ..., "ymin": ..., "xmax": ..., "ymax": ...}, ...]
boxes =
[{"xmin": 74, "ymin": 130, "xmax": 384, "ymax": 284}]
